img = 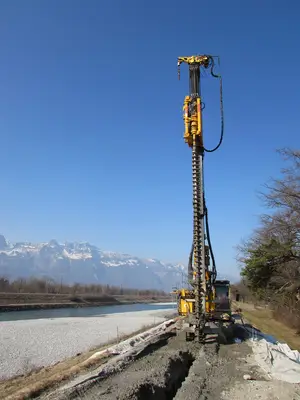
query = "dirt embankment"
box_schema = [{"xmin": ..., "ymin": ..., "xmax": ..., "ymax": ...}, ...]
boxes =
[
  {"xmin": 0, "ymin": 292, "xmax": 172, "ymax": 312},
  {"xmin": 233, "ymin": 301, "xmax": 300, "ymax": 352},
  {"xmin": 42, "ymin": 330, "xmax": 300, "ymax": 400}
]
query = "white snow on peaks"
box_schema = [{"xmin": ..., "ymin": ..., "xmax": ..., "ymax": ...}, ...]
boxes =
[
  {"xmin": 62, "ymin": 249, "xmax": 92, "ymax": 260},
  {"xmin": 0, "ymin": 241, "xmax": 186, "ymax": 272},
  {"xmin": 0, "ymin": 235, "xmax": 189, "ymax": 292}
]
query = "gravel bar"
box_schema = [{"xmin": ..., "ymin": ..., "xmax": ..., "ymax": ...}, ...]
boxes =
[{"xmin": 0, "ymin": 309, "xmax": 175, "ymax": 380}]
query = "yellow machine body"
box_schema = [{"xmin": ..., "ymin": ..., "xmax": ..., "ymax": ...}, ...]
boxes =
[
  {"xmin": 177, "ymin": 288, "xmax": 194, "ymax": 316},
  {"xmin": 175, "ymin": 286, "xmax": 216, "ymax": 316},
  {"xmin": 176, "ymin": 54, "xmax": 231, "ymax": 340},
  {"xmin": 175, "ymin": 280, "xmax": 231, "ymax": 318}
]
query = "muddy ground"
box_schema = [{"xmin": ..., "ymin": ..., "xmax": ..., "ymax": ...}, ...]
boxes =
[{"xmin": 42, "ymin": 329, "xmax": 300, "ymax": 400}]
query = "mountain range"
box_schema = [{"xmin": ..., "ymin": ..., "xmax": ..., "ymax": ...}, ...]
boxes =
[{"xmin": 0, "ymin": 235, "xmax": 188, "ymax": 292}]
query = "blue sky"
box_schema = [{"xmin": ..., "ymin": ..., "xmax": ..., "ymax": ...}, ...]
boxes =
[{"xmin": 0, "ymin": 0, "xmax": 299, "ymax": 280}]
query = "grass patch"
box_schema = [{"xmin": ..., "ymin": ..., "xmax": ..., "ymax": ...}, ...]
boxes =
[
  {"xmin": 234, "ymin": 301, "xmax": 300, "ymax": 352},
  {"xmin": 0, "ymin": 321, "xmax": 173, "ymax": 400}
]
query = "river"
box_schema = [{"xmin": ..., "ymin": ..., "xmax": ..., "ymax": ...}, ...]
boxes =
[{"xmin": 0, "ymin": 302, "xmax": 177, "ymax": 322}]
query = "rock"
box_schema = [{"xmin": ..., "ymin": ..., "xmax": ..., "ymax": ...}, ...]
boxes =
[{"xmin": 243, "ymin": 374, "xmax": 255, "ymax": 380}]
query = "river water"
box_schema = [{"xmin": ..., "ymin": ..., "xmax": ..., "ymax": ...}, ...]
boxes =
[{"xmin": 0, "ymin": 302, "xmax": 176, "ymax": 322}]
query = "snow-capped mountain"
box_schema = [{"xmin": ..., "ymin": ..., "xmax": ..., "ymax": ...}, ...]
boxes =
[{"xmin": 0, "ymin": 235, "xmax": 186, "ymax": 292}]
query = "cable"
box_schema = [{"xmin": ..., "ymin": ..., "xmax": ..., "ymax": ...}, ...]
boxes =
[
  {"xmin": 202, "ymin": 149, "xmax": 217, "ymax": 283},
  {"xmin": 203, "ymin": 56, "xmax": 224, "ymax": 153},
  {"xmin": 200, "ymin": 56, "xmax": 223, "ymax": 282},
  {"xmin": 188, "ymin": 242, "xmax": 194, "ymax": 282},
  {"xmin": 204, "ymin": 200, "xmax": 217, "ymax": 282},
  {"xmin": 188, "ymin": 200, "xmax": 216, "ymax": 284}
]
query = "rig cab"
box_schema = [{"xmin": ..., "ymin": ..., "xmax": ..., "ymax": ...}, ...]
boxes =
[
  {"xmin": 213, "ymin": 280, "xmax": 231, "ymax": 318},
  {"xmin": 175, "ymin": 280, "xmax": 231, "ymax": 320}
]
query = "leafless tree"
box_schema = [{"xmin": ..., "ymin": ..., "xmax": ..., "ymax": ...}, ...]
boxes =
[{"xmin": 237, "ymin": 148, "xmax": 300, "ymax": 329}]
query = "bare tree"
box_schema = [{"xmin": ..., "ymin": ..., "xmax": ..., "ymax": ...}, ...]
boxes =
[{"xmin": 237, "ymin": 148, "xmax": 300, "ymax": 329}]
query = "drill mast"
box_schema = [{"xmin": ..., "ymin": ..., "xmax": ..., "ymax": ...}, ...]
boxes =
[{"xmin": 178, "ymin": 55, "xmax": 221, "ymax": 342}]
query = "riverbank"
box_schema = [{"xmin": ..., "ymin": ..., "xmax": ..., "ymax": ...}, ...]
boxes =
[
  {"xmin": 0, "ymin": 307, "xmax": 176, "ymax": 382},
  {"xmin": 0, "ymin": 316, "xmax": 177, "ymax": 400},
  {"xmin": 0, "ymin": 292, "xmax": 172, "ymax": 312}
]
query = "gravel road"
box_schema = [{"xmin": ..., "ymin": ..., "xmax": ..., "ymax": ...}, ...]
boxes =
[{"xmin": 0, "ymin": 309, "xmax": 175, "ymax": 380}]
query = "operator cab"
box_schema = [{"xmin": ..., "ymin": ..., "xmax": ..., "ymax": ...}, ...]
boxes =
[{"xmin": 214, "ymin": 280, "xmax": 231, "ymax": 316}]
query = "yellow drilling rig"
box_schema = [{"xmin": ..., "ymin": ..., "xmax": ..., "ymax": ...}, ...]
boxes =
[{"xmin": 175, "ymin": 55, "xmax": 232, "ymax": 342}]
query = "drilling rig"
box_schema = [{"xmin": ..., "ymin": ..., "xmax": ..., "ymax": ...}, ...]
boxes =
[{"xmin": 176, "ymin": 55, "xmax": 232, "ymax": 343}]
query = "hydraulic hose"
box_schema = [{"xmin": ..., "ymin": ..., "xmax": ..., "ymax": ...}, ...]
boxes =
[{"xmin": 203, "ymin": 56, "xmax": 224, "ymax": 153}]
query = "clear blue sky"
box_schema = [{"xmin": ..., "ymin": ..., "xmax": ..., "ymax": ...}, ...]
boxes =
[{"xmin": 0, "ymin": 0, "xmax": 299, "ymax": 280}]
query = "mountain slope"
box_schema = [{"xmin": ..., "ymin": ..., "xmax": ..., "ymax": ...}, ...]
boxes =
[{"xmin": 0, "ymin": 235, "xmax": 186, "ymax": 292}]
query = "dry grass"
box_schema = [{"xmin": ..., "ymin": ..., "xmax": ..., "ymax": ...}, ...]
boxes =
[
  {"xmin": 0, "ymin": 322, "xmax": 164, "ymax": 400},
  {"xmin": 234, "ymin": 301, "xmax": 300, "ymax": 352},
  {"xmin": 272, "ymin": 302, "xmax": 300, "ymax": 333}
]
